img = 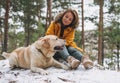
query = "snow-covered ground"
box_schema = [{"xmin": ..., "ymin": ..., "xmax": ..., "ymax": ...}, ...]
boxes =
[{"xmin": 0, "ymin": 59, "xmax": 120, "ymax": 83}]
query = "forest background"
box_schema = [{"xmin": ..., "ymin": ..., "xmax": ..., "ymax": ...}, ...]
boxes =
[{"xmin": 0, "ymin": 0, "xmax": 120, "ymax": 70}]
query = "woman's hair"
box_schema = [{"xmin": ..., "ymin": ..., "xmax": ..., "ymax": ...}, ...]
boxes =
[{"xmin": 54, "ymin": 9, "xmax": 79, "ymax": 29}]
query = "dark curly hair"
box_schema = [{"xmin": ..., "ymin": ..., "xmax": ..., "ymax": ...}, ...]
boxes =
[{"xmin": 54, "ymin": 9, "xmax": 79, "ymax": 29}]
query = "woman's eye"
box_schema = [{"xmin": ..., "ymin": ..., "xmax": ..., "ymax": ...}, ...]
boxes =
[{"xmin": 65, "ymin": 16, "xmax": 68, "ymax": 18}]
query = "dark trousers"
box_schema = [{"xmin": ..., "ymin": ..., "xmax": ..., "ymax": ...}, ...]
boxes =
[{"xmin": 54, "ymin": 46, "xmax": 83, "ymax": 61}]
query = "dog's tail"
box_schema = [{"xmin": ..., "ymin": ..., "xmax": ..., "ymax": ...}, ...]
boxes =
[{"xmin": 1, "ymin": 52, "xmax": 10, "ymax": 59}]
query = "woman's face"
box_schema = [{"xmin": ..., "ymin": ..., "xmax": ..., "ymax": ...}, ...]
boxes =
[{"xmin": 62, "ymin": 12, "xmax": 74, "ymax": 26}]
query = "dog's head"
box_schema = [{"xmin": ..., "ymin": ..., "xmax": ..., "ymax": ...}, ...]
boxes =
[{"xmin": 35, "ymin": 35, "xmax": 65, "ymax": 52}]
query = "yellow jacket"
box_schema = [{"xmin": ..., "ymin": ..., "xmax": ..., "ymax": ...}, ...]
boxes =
[{"xmin": 46, "ymin": 21, "xmax": 83, "ymax": 53}]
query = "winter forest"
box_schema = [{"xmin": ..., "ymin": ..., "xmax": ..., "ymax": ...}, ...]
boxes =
[{"xmin": 0, "ymin": 0, "xmax": 120, "ymax": 82}]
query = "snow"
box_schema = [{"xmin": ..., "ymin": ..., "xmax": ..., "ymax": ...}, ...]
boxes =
[{"xmin": 0, "ymin": 60, "xmax": 120, "ymax": 83}]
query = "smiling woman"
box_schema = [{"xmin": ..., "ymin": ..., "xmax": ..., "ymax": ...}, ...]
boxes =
[{"xmin": 46, "ymin": 9, "xmax": 93, "ymax": 69}]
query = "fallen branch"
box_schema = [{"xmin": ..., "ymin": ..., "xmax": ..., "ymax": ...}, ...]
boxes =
[{"xmin": 58, "ymin": 77, "xmax": 75, "ymax": 83}]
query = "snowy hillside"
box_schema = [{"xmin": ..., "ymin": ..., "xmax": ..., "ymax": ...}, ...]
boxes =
[{"xmin": 0, "ymin": 60, "xmax": 120, "ymax": 83}]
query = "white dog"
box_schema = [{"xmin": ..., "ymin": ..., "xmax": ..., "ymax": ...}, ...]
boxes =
[{"xmin": 2, "ymin": 35, "xmax": 70, "ymax": 75}]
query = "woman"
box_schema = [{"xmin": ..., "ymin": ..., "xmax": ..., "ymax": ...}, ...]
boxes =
[{"xmin": 46, "ymin": 9, "xmax": 93, "ymax": 69}]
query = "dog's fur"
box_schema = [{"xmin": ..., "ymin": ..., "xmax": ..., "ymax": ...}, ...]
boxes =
[{"xmin": 2, "ymin": 35, "xmax": 69, "ymax": 75}]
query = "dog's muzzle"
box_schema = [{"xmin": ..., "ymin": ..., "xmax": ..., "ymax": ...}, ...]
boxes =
[{"xmin": 54, "ymin": 45, "xmax": 64, "ymax": 50}]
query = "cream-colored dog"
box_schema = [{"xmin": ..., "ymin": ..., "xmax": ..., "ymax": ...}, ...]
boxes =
[{"xmin": 2, "ymin": 35, "xmax": 69, "ymax": 75}]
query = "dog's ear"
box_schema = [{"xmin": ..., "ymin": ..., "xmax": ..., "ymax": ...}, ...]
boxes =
[{"xmin": 42, "ymin": 38, "xmax": 50, "ymax": 48}]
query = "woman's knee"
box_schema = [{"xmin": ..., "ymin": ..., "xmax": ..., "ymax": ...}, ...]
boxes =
[
  {"xmin": 67, "ymin": 46, "xmax": 83, "ymax": 60},
  {"xmin": 68, "ymin": 47, "xmax": 81, "ymax": 54}
]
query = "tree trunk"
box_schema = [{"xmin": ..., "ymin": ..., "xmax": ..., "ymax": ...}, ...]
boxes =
[
  {"xmin": 98, "ymin": 0, "xmax": 104, "ymax": 65},
  {"xmin": 117, "ymin": 44, "xmax": 119, "ymax": 70},
  {"xmin": 46, "ymin": 0, "xmax": 52, "ymax": 31},
  {"xmin": 24, "ymin": 20, "xmax": 30, "ymax": 46},
  {"xmin": 3, "ymin": 0, "xmax": 10, "ymax": 52},
  {"xmin": 24, "ymin": 0, "xmax": 30, "ymax": 46},
  {"xmin": 81, "ymin": 0, "xmax": 85, "ymax": 51},
  {"xmin": 0, "ymin": 34, "xmax": 1, "ymax": 44}
]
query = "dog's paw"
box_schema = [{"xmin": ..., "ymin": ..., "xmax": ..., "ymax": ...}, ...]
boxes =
[
  {"xmin": 62, "ymin": 65, "xmax": 70, "ymax": 70},
  {"xmin": 31, "ymin": 67, "xmax": 49, "ymax": 75},
  {"xmin": 40, "ymin": 70, "xmax": 49, "ymax": 75}
]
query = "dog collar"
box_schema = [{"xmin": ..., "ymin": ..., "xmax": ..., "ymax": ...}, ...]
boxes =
[{"xmin": 36, "ymin": 48, "xmax": 46, "ymax": 57}]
